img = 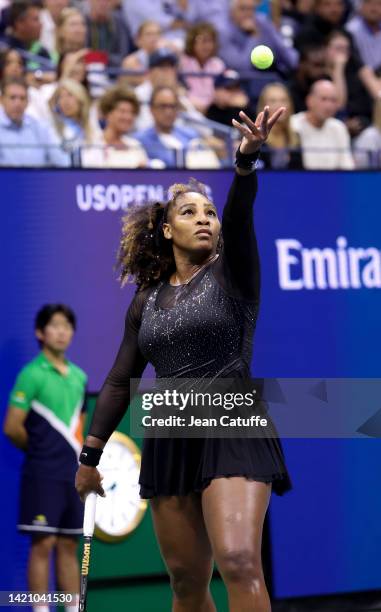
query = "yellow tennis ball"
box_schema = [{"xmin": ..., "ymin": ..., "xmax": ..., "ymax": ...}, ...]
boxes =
[{"xmin": 250, "ymin": 45, "xmax": 274, "ymax": 70}]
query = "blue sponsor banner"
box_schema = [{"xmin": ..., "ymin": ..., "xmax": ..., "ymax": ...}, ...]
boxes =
[{"xmin": 1, "ymin": 169, "xmax": 381, "ymax": 597}]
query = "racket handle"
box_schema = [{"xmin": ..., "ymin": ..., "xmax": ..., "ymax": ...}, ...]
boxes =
[
  {"xmin": 83, "ymin": 492, "xmax": 97, "ymax": 537},
  {"xmin": 79, "ymin": 535, "xmax": 92, "ymax": 612}
]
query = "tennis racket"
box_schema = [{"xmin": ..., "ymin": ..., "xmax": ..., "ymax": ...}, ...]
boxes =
[{"xmin": 78, "ymin": 492, "xmax": 97, "ymax": 612}]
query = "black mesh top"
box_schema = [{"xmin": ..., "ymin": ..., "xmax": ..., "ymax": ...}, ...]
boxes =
[{"xmin": 88, "ymin": 171, "xmax": 262, "ymax": 442}]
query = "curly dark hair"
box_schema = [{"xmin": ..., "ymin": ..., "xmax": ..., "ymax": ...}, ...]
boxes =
[
  {"xmin": 117, "ymin": 178, "xmax": 223, "ymax": 290},
  {"xmin": 99, "ymin": 85, "xmax": 140, "ymax": 117}
]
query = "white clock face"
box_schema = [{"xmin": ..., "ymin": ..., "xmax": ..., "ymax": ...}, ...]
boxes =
[{"xmin": 95, "ymin": 432, "xmax": 147, "ymax": 542}]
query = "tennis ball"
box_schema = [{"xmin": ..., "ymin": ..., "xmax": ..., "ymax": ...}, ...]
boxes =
[{"xmin": 250, "ymin": 45, "xmax": 274, "ymax": 70}]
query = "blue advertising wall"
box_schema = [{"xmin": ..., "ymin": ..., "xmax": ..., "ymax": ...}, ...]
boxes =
[{"xmin": 1, "ymin": 169, "xmax": 381, "ymax": 599}]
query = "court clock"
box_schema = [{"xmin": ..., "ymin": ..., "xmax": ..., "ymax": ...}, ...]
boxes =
[{"xmin": 94, "ymin": 432, "xmax": 147, "ymax": 542}]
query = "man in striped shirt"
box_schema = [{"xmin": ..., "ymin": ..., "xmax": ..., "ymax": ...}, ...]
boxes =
[{"xmin": 346, "ymin": 0, "xmax": 381, "ymax": 72}]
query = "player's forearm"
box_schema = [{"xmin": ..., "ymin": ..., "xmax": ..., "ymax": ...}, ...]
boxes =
[
  {"xmin": 225, "ymin": 169, "xmax": 258, "ymax": 217},
  {"xmin": 84, "ymin": 380, "xmax": 133, "ymax": 446},
  {"xmin": 83, "ymin": 435, "xmax": 106, "ymax": 450},
  {"xmin": 221, "ymin": 170, "xmax": 260, "ymax": 300}
]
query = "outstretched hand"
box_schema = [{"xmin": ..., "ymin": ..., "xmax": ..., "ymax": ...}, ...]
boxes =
[{"xmin": 232, "ymin": 106, "xmax": 286, "ymax": 155}]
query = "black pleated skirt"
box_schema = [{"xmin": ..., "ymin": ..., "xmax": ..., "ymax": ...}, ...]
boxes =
[{"xmin": 139, "ymin": 433, "xmax": 292, "ymax": 498}]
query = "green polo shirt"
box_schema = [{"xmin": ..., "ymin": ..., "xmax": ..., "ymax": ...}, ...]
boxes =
[{"xmin": 9, "ymin": 352, "xmax": 87, "ymax": 480}]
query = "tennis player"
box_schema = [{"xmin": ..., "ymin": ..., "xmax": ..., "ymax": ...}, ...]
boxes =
[{"xmin": 76, "ymin": 107, "xmax": 292, "ymax": 611}]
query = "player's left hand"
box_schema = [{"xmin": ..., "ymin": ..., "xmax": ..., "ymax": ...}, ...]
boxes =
[{"xmin": 233, "ymin": 106, "xmax": 285, "ymax": 154}]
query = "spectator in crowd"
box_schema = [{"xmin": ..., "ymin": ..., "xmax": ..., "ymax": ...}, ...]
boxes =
[
  {"xmin": 287, "ymin": 43, "xmax": 328, "ymax": 112},
  {"xmin": 0, "ymin": 1, "xmax": 58, "ymax": 87},
  {"xmin": 85, "ymin": 0, "xmax": 133, "ymax": 68},
  {"xmin": 290, "ymin": 78, "xmax": 354, "ymax": 168},
  {"xmin": 179, "ymin": 22, "xmax": 225, "ymax": 113},
  {"xmin": 81, "ymin": 85, "xmax": 148, "ymax": 168},
  {"xmin": 0, "ymin": 77, "xmax": 69, "ymax": 166},
  {"xmin": 346, "ymin": 0, "xmax": 381, "ymax": 72},
  {"xmin": 27, "ymin": 49, "xmax": 91, "ymax": 120},
  {"xmin": 120, "ymin": 20, "xmax": 162, "ymax": 87},
  {"xmin": 134, "ymin": 47, "xmax": 208, "ymax": 134},
  {"xmin": 325, "ymin": 29, "xmax": 373, "ymax": 136},
  {"xmin": 56, "ymin": 50, "xmax": 89, "ymax": 87},
  {"xmin": 353, "ymin": 99, "xmax": 381, "ymax": 167},
  {"xmin": 134, "ymin": 47, "xmax": 179, "ymax": 130},
  {"xmin": 279, "ymin": 0, "xmax": 315, "ymax": 46},
  {"xmin": 121, "ymin": 0, "xmax": 231, "ymax": 45},
  {"xmin": 217, "ymin": 0, "xmax": 299, "ymax": 80},
  {"xmin": 135, "ymin": 85, "xmax": 220, "ymax": 168},
  {"xmin": 55, "ymin": 8, "xmax": 87, "ymax": 58},
  {"xmin": 295, "ymin": 0, "xmax": 381, "ymax": 99},
  {"xmin": 294, "ymin": 0, "xmax": 347, "ymax": 49},
  {"xmin": 29, "ymin": 48, "xmax": 106, "ymax": 136},
  {"xmin": 0, "ymin": 0, "xmax": 52, "ymax": 63},
  {"xmin": 48, "ymin": 78, "xmax": 98, "ymax": 154},
  {"xmin": 324, "ymin": 29, "xmax": 348, "ymax": 109},
  {"xmin": 40, "ymin": 0, "xmax": 69, "ymax": 56},
  {"xmin": 206, "ymin": 68, "xmax": 256, "ymax": 126},
  {"xmin": 256, "ymin": 82, "xmax": 303, "ymax": 168},
  {"xmin": 121, "ymin": 0, "xmax": 190, "ymax": 49},
  {"xmin": 186, "ymin": 0, "xmax": 231, "ymax": 34},
  {"xmin": 0, "ymin": 48, "xmax": 25, "ymax": 80}
]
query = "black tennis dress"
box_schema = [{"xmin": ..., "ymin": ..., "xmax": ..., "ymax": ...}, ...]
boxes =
[{"xmin": 88, "ymin": 170, "xmax": 292, "ymax": 497}]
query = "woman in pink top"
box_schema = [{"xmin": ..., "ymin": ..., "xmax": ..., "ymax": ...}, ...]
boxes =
[{"xmin": 179, "ymin": 22, "xmax": 225, "ymax": 113}]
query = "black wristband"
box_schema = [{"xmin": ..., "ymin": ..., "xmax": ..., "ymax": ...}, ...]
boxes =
[
  {"xmin": 235, "ymin": 147, "xmax": 260, "ymax": 170},
  {"xmin": 79, "ymin": 445, "xmax": 103, "ymax": 467}
]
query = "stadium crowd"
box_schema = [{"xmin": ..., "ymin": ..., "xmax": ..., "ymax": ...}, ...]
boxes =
[{"xmin": 0, "ymin": 0, "xmax": 381, "ymax": 168}]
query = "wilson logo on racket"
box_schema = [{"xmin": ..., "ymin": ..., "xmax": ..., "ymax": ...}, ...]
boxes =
[{"xmin": 81, "ymin": 542, "xmax": 91, "ymax": 575}]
